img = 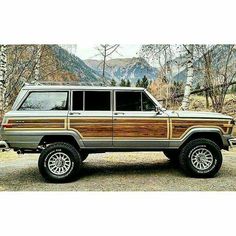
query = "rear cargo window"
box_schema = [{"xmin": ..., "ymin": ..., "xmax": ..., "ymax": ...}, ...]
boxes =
[{"xmin": 19, "ymin": 91, "xmax": 68, "ymax": 111}]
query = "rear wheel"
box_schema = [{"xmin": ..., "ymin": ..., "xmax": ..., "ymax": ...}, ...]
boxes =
[
  {"xmin": 38, "ymin": 142, "xmax": 82, "ymax": 183},
  {"xmin": 179, "ymin": 138, "xmax": 222, "ymax": 178}
]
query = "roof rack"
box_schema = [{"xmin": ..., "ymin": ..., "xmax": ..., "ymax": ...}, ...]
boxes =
[{"xmin": 26, "ymin": 80, "xmax": 110, "ymax": 87}]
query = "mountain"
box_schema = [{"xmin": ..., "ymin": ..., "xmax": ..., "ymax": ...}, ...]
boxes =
[
  {"xmin": 84, "ymin": 57, "xmax": 158, "ymax": 84},
  {"xmin": 41, "ymin": 45, "xmax": 109, "ymax": 85}
]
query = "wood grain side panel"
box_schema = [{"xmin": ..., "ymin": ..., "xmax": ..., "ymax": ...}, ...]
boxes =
[
  {"xmin": 171, "ymin": 119, "xmax": 229, "ymax": 139},
  {"xmin": 69, "ymin": 118, "xmax": 112, "ymax": 137},
  {"xmin": 70, "ymin": 125, "xmax": 112, "ymax": 137},
  {"xmin": 114, "ymin": 119, "xmax": 165, "ymax": 124},
  {"xmin": 113, "ymin": 119, "xmax": 168, "ymax": 138},
  {"xmin": 70, "ymin": 118, "xmax": 112, "ymax": 124}
]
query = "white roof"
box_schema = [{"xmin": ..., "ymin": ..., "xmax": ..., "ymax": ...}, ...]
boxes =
[{"xmin": 22, "ymin": 85, "xmax": 145, "ymax": 91}]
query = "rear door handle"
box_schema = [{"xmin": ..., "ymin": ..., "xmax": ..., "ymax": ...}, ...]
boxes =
[{"xmin": 114, "ymin": 112, "xmax": 125, "ymax": 115}]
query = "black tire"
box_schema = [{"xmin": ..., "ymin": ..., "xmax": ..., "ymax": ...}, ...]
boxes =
[
  {"xmin": 38, "ymin": 142, "xmax": 82, "ymax": 183},
  {"xmin": 179, "ymin": 138, "xmax": 222, "ymax": 178},
  {"xmin": 163, "ymin": 150, "xmax": 180, "ymax": 163},
  {"xmin": 80, "ymin": 152, "xmax": 89, "ymax": 161}
]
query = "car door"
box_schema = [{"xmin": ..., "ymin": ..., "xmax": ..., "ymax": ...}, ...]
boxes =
[
  {"xmin": 68, "ymin": 90, "xmax": 113, "ymax": 147},
  {"xmin": 113, "ymin": 90, "xmax": 169, "ymax": 148}
]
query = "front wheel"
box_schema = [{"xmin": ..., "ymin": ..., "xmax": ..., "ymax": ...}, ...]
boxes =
[
  {"xmin": 38, "ymin": 142, "xmax": 82, "ymax": 183},
  {"xmin": 179, "ymin": 138, "xmax": 222, "ymax": 178}
]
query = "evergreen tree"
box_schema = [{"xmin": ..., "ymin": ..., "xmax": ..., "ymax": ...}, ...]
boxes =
[
  {"xmin": 120, "ymin": 79, "xmax": 126, "ymax": 87},
  {"xmin": 195, "ymin": 82, "xmax": 201, "ymax": 90},
  {"xmin": 136, "ymin": 79, "xmax": 141, "ymax": 87},
  {"xmin": 110, "ymin": 79, "xmax": 116, "ymax": 86},
  {"xmin": 140, "ymin": 75, "xmax": 149, "ymax": 88},
  {"xmin": 126, "ymin": 79, "xmax": 131, "ymax": 87}
]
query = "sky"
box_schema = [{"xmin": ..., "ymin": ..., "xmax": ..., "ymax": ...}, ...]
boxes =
[{"xmin": 75, "ymin": 44, "xmax": 141, "ymax": 60}]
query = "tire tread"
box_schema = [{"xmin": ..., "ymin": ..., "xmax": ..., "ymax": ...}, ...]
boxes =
[{"xmin": 179, "ymin": 138, "xmax": 222, "ymax": 178}]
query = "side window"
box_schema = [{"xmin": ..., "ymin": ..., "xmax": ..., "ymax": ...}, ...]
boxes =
[
  {"xmin": 116, "ymin": 91, "xmax": 141, "ymax": 111},
  {"xmin": 72, "ymin": 91, "xmax": 83, "ymax": 110},
  {"xmin": 19, "ymin": 91, "xmax": 68, "ymax": 111},
  {"xmin": 85, "ymin": 91, "xmax": 111, "ymax": 111},
  {"xmin": 142, "ymin": 92, "xmax": 156, "ymax": 111}
]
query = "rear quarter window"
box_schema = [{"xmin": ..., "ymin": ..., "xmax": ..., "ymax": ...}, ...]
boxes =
[{"xmin": 18, "ymin": 91, "xmax": 68, "ymax": 111}]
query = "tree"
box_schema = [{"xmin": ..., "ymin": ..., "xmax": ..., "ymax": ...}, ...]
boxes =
[
  {"xmin": 195, "ymin": 44, "xmax": 236, "ymax": 112},
  {"xmin": 140, "ymin": 44, "xmax": 183, "ymax": 108},
  {"xmin": 1, "ymin": 44, "xmax": 95, "ymax": 115},
  {"xmin": 140, "ymin": 44, "xmax": 174, "ymax": 84},
  {"xmin": 136, "ymin": 79, "xmax": 141, "ymax": 87},
  {"xmin": 120, "ymin": 79, "xmax": 126, "ymax": 87},
  {"xmin": 126, "ymin": 79, "xmax": 131, "ymax": 87},
  {"xmin": 141, "ymin": 75, "xmax": 149, "ymax": 88},
  {"xmin": 110, "ymin": 78, "xmax": 116, "ymax": 86},
  {"xmin": 194, "ymin": 82, "xmax": 203, "ymax": 96},
  {"xmin": 0, "ymin": 45, "xmax": 7, "ymax": 117},
  {"xmin": 34, "ymin": 45, "xmax": 42, "ymax": 82},
  {"xmin": 172, "ymin": 81, "xmax": 184, "ymax": 96},
  {"xmin": 140, "ymin": 44, "xmax": 196, "ymax": 110},
  {"xmin": 231, "ymin": 84, "xmax": 236, "ymax": 93},
  {"xmin": 136, "ymin": 76, "xmax": 149, "ymax": 88},
  {"xmin": 95, "ymin": 44, "xmax": 120, "ymax": 84},
  {"xmin": 195, "ymin": 82, "xmax": 201, "ymax": 90},
  {"xmin": 180, "ymin": 45, "xmax": 194, "ymax": 110},
  {"xmin": 1, "ymin": 45, "xmax": 65, "ymax": 114}
]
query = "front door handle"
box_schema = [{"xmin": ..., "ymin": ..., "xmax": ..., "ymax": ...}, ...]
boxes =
[
  {"xmin": 114, "ymin": 112, "xmax": 125, "ymax": 115},
  {"xmin": 69, "ymin": 112, "xmax": 81, "ymax": 115}
]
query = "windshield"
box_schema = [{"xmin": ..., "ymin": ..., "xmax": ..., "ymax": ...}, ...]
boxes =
[{"xmin": 144, "ymin": 90, "xmax": 163, "ymax": 110}]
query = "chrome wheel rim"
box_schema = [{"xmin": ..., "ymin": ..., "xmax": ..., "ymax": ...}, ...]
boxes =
[
  {"xmin": 190, "ymin": 148, "xmax": 214, "ymax": 171},
  {"xmin": 48, "ymin": 152, "xmax": 72, "ymax": 175}
]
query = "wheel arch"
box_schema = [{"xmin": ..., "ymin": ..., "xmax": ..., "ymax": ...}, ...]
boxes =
[
  {"xmin": 39, "ymin": 133, "xmax": 82, "ymax": 151},
  {"xmin": 179, "ymin": 128, "xmax": 225, "ymax": 150}
]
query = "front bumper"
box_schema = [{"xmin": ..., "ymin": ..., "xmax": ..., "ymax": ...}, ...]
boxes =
[
  {"xmin": 0, "ymin": 141, "xmax": 10, "ymax": 151},
  {"xmin": 228, "ymin": 138, "xmax": 236, "ymax": 149}
]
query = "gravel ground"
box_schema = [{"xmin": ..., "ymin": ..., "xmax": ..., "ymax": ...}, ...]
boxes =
[{"xmin": 0, "ymin": 150, "xmax": 236, "ymax": 191}]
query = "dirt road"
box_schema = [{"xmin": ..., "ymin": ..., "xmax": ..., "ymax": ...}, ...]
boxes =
[{"xmin": 0, "ymin": 150, "xmax": 236, "ymax": 191}]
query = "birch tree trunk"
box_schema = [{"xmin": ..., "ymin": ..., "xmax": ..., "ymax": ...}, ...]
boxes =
[
  {"xmin": 181, "ymin": 45, "xmax": 194, "ymax": 110},
  {"xmin": 102, "ymin": 47, "xmax": 107, "ymax": 84},
  {"xmin": 0, "ymin": 45, "xmax": 7, "ymax": 117},
  {"xmin": 34, "ymin": 45, "xmax": 42, "ymax": 82}
]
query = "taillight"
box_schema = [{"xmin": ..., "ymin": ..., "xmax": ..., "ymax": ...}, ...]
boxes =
[{"xmin": 2, "ymin": 124, "xmax": 13, "ymax": 128}]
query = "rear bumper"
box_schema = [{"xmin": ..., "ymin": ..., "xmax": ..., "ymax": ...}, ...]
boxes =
[
  {"xmin": 228, "ymin": 138, "xmax": 236, "ymax": 148},
  {"xmin": 0, "ymin": 141, "xmax": 10, "ymax": 151}
]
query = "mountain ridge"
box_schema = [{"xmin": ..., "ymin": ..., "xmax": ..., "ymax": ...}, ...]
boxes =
[{"xmin": 84, "ymin": 57, "xmax": 158, "ymax": 84}]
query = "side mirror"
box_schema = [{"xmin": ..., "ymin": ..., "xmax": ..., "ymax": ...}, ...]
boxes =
[
  {"xmin": 155, "ymin": 106, "xmax": 161, "ymax": 114},
  {"xmin": 155, "ymin": 106, "xmax": 166, "ymax": 114}
]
